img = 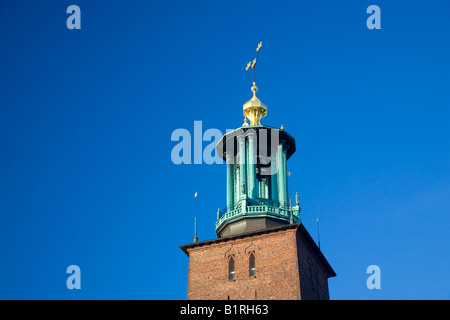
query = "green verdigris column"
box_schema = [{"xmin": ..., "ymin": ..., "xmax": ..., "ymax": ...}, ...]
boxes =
[
  {"xmin": 277, "ymin": 141, "xmax": 288, "ymax": 207},
  {"xmin": 246, "ymin": 131, "xmax": 257, "ymax": 199},
  {"xmin": 225, "ymin": 152, "xmax": 234, "ymax": 211},
  {"xmin": 270, "ymin": 129, "xmax": 279, "ymax": 203},
  {"xmin": 271, "ymin": 171, "xmax": 278, "ymax": 202},
  {"xmin": 237, "ymin": 134, "xmax": 246, "ymax": 199},
  {"xmin": 234, "ymin": 164, "xmax": 240, "ymax": 204}
]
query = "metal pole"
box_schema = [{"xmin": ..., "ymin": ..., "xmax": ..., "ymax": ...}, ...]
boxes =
[
  {"xmin": 193, "ymin": 193, "xmax": 198, "ymax": 243},
  {"xmin": 316, "ymin": 217, "xmax": 320, "ymax": 250}
]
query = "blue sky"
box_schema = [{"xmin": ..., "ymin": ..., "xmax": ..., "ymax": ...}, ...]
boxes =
[{"xmin": 0, "ymin": 0, "xmax": 449, "ymax": 299}]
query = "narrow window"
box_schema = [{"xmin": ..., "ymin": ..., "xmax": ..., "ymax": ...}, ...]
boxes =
[
  {"xmin": 228, "ymin": 257, "xmax": 235, "ymax": 281},
  {"xmin": 249, "ymin": 253, "xmax": 256, "ymax": 277}
]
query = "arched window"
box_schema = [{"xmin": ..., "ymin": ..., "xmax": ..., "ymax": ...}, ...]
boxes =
[
  {"xmin": 249, "ymin": 253, "xmax": 256, "ymax": 277},
  {"xmin": 228, "ymin": 257, "xmax": 235, "ymax": 281}
]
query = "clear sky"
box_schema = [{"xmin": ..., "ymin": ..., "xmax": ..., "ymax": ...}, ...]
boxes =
[{"xmin": 0, "ymin": 0, "xmax": 449, "ymax": 299}]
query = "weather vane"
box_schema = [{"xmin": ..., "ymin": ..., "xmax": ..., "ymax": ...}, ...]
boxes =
[{"xmin": 245, "ymin": 41, "xmax": 262, "ymax": 83}]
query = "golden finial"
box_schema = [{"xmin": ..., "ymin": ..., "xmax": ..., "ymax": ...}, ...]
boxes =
[
  {"xmin": 281, "ymin": 125, "xmax": 284, "ymax": 130},
  {"xmin": 243, "ymin": 117, "xmax": 249, "ymax": 127},
  {"xmin": 243, "ymin": 82, "xmax": 267, "ymax": 126}
]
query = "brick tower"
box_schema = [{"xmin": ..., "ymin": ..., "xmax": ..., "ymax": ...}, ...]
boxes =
[{"xmin": 179, "ymin": 43, "xmax": 336, "ymax": 300}]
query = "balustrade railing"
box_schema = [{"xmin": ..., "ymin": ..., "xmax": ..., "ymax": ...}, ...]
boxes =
[{"xmin": 216, "ymin": 199, "xmax": 300, "ymax": 228}]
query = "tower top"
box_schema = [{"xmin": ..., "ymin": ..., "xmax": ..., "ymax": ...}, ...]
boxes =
[{"xmin": 214, "ymin": 41, "xmax": 299, "ymax": 238}]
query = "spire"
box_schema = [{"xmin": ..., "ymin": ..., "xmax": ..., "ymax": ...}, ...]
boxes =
[{"xmin": 243, "ymin": 42, "xmax": 267, "ymax": 126}]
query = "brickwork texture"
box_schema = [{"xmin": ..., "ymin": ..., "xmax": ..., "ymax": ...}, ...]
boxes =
[{"xmin": 181, "ymin": 224, "xmax": 335, "ymax": 300}]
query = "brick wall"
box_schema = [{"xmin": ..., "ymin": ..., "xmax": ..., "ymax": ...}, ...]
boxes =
[
  {"xmin": 182, "ymin": 224, "xmax": 334, "ymax": 300},
  {"xmin": 296, "ymin": 228, "xmax": 331, "ymax": 300}
]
